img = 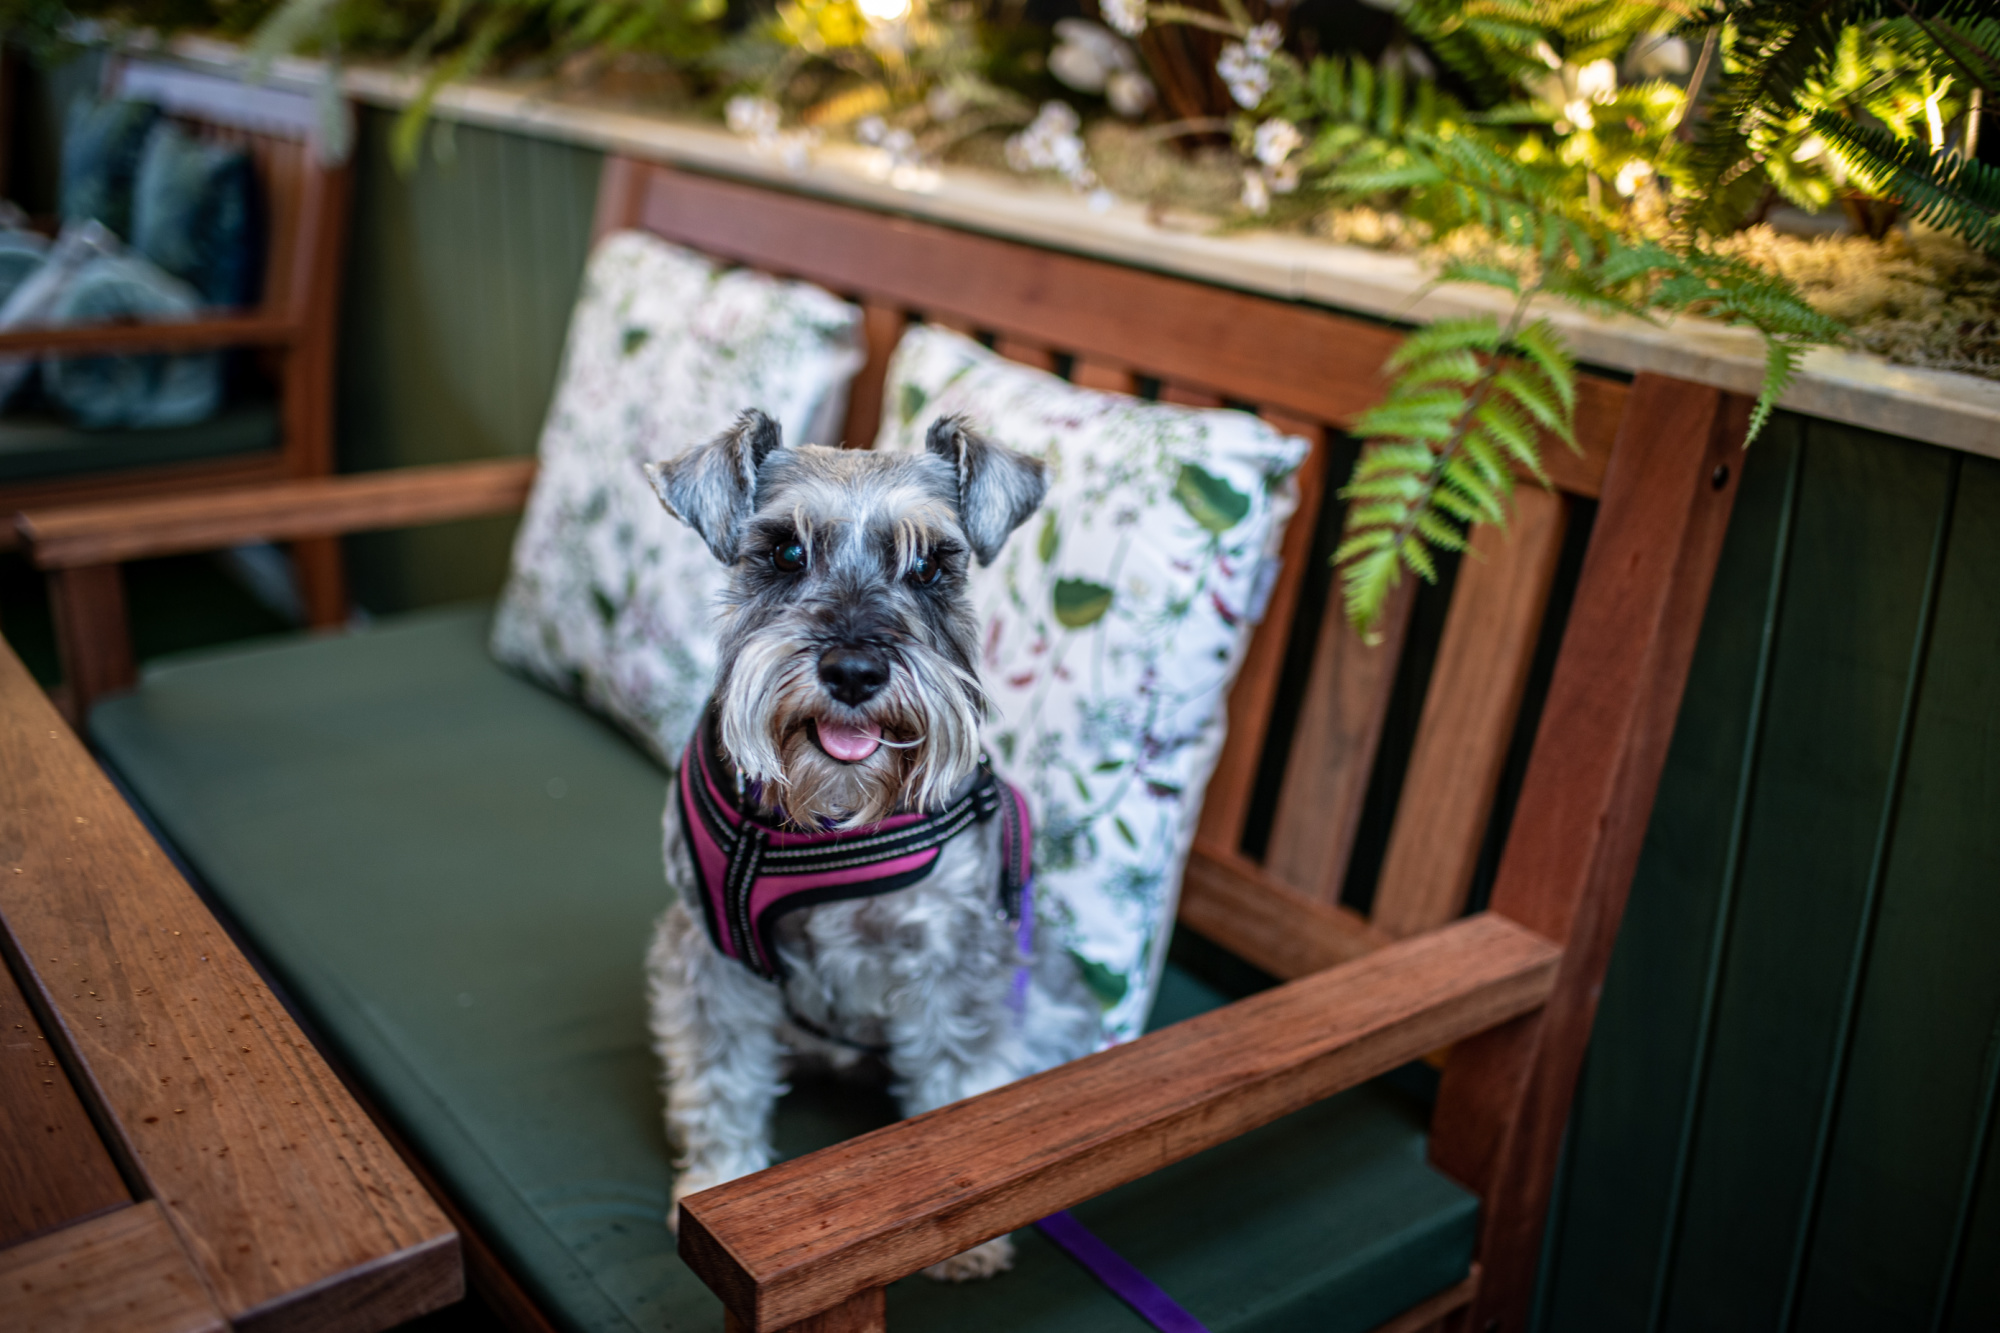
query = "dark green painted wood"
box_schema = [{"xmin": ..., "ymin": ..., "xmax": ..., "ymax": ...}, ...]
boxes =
[
  {"xmin": 1534, "ymin": 416, "xmax": 1806, "ymax": 1333},
  {"xmin": 1656, "ymin": 421, "xmax": 1951, "ymax": 1333},
  {"xmin": 1791, "ymin": 455, "xmax": 2000, "ymax": 1332},
  {"xmin": 1540, "ymin": 420, "xmax": 2000, "ymax": 1333},
  {"xmin": 335, "ymin": 108, "xmax": 600, "ymax": 614}
]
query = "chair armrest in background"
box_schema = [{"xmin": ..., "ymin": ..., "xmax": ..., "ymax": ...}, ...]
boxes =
[
  {"xmin": 678, "ymin": 913, "xmax": 1560, "ymax": 1333},
  {"xmin": 0, "ymin": 312, "xmax": 297, "ymax": 357},
  {"xmin": 13, "ymin": 456, "xmax": 537, "ymax": 722},
  {"xmin": 18, "ymin": 456, "xmax": 538, "ymax": 569}
]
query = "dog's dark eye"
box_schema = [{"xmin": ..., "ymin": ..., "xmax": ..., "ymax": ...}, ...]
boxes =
[
  {"xmin": 909, "ymin": 553, "xmax": 941, "ymax": 586},
  {"xmin": 772, "ymin": 541, "xmax": 807, "ymax": 574}
]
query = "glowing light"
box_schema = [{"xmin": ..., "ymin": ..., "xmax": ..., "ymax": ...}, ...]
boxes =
[{"xmin": 856, "ymin": 0, "xmax": 911, "ymax": 22}]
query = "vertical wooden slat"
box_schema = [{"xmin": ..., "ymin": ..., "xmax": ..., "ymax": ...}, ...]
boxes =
[
  {"xmin": 1431, "ymin": 373, "xmax": 1751, "ymax": 1333},
  {"xmin": 842, "ymin": 302, "xmax": 907, "ymax": 449},
  {"xmin": 930, "ymin": 314, "xmax": 978, "ymax": 337},
  {"xmin": 1161, "ymin": 383, "xmax": 1223, "ymax": 408},
  {"xmin": 992, "ymin": 335, "xmax": 1057, "ymax": 372},
  {"xmin": 49, "ymin": 564, "xmax": 134, "ymax": 724},
  {"xmin": 593, "ymin": 155, "xmax": 649, "ymax": 242},
  {"xmin": 1369, "ymin": 486, "xmax": 1568, "ymax": 938},
  {"xmin": 1072, "ymin": 359, "xmax": 1137, "ymax": 394},
  {"xmin": 1196, "ymin": 411, "xmax": 1328, "ymax": 853},
  {"xmin": 1262, "ymin": 578, "xmax": 1416, "ymax": 904}
]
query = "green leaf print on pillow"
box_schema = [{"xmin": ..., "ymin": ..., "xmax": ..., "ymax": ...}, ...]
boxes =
[
  {"xmin": 1069, "ymin": 951, "xmax": 1130, "ymax": 1009},
  {"xmin": 1173, "ymin": 462, "xmax": 1251, "ymax": 534},
  {"xmin": 1052, "ymin": 577, "xmax": 1114, "ymax": 629}
]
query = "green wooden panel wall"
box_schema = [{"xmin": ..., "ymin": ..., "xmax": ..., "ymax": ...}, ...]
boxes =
[
  {"xmin": 1538, "ymin": 418, "xmax": 2000, "ymax": 1333},
  {"xmin": 335, "ymin": 108, "xmax": 600, "ymax": 613}
]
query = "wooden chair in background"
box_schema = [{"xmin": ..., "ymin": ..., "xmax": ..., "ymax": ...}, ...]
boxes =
[
  {"xmin": 14, "ymin": 158, "xmax": 1750, "ymax": 1333},
  {"xmin": 0, "ymin": 58, "xmax": 351, "ymax": 709}
]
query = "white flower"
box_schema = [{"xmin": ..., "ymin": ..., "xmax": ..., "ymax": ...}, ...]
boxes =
[
  {"xmin": 1245, "ymin": 21, "xmax": 1282, "ymax": 60},
  {"xmin": 1240, "ymin": 169, "xmax": 1271, "ymax": 214},
  {"xmin": 1623, "ymin": 33, "xmax": 1690, "ymax": 82},
  {"xmin": 1107, "ymin": 69, "xmax": 1157, "ymax": 117},
  {"xmin": 1051, "ymin": 18, "xmax": 1139, "ymax": 93},
  {"xmin": 1252, "ymin": 117, "xmax": 1302, "ymax": 167},
  {"xmin": 855, "ymin": 115, "xmax": 888, "ymax": 145},
  {"xmin": 1102, "ymin": 0, "xmax": 1147, "ymax": 38},
  {"xmin": 1270, "ymin": 159, "xmax": 1300, "ymax": 193},
  {"xmin": 725, "ymin": 95, "xmax": 782, "ymax": 142},
  {"xmin": 1573, "ymin": 59, "xmax": 1618, "ymax": 104},
  {"xmin": 1613, "ymin": 158, "xmax": 1653, "ymax": 197},
  {"xmin": 1217, "ymin": 43, "xmax": 1272, "ymax": 109},
  {"xmin": 1006, "ymin": 101, "xmax": 1100, "ymax": 191}
]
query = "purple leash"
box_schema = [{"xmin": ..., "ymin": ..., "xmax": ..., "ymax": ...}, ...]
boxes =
[{"xmin": 1034, "ymin": 1210, "xmax": 1211, "ymax": 1333}]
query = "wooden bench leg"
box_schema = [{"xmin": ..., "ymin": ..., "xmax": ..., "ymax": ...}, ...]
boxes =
[
  {"xmin": 726, "ymin": 1288, "xmax": 886, "ymax": 1333},
  {"xmin": 48, "ymin": 563, "xmax": 134, "ymax": 724},
  {"xmin": 291, "ymin": 534, "xmax": 348, "ymax": 628}
]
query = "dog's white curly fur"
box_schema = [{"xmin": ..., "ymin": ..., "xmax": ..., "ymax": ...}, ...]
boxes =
[{"xmin": 644, "ymin": 411, "xmax": 1099, "ymax": 1282}]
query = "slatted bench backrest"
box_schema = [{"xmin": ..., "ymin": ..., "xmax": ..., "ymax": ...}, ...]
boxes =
[{"xmin": 598, "ymin": 158, "xmax": 1625, "ymax": 964}]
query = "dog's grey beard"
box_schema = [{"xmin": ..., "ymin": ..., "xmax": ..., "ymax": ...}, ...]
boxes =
[{"xmin": 715, "ymin": 626, "xmax": 984, "ymax": 831}]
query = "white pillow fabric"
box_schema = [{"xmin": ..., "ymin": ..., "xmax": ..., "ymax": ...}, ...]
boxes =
[
  {"xmin": 874, "ymin": 326, "xmax": 1308, "ymax": 1045},
  {"xmin": 491, "ymin": 231, "xmax": 863, "ymax": 764}
]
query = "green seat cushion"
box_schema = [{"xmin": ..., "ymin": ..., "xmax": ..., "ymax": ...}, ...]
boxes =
[
  {"xmin": 0, "ymin": 397, "xmax": 277, "ymax": 483},
  {"xmin": 91, "ymin": 605, "xmax": 1476, "ymax": 1333}
]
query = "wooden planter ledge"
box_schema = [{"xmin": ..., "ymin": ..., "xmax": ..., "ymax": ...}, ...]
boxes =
[{"xmin": 161, "ymin": 34, "xmax": 2000, "ymax": 462}]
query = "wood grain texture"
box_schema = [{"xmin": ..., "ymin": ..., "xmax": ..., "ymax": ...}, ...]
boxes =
[
  {"xmin": 20, "ymin": 458, "xmax": 537, "ymax": 570},
  {"xmin": 0, "ymin": 1201, "xmax": 226, "ymax": 1333},
  {"xmin": 1159, "ymin": 383, "xmax": 1224, "ymax": 408},
  {"xmin": 1178, "ymin": 842, "xmax": 1390, "ymax": 978},
  {"xmin": 0, "ymin": 638, "xmax": 461, "ymax": 1331},
  {"xmin": 992, "ymin": 336, "xmax": 1057, "ymax": 372},
  {"xmin": 1370, "ymin": 487, "xmax": 1568, "ymax": 938},
  {"xmin": 842, "ymin": 303, "xmax": 907, "ymax": 449},
  {"xmin": 0, "ymin": 314, "xmax": 295, "ymax": 357},
  {"xmin": 47, "ymin": 565, "xmax": 134, "ymax": 725},
  {"xmin": 1070, "ymin": 359, "xmax": 1137, "ymax": 394},
  {"xmin": 1430, "ymin": 375, "xmax": 1750, "ymax": 1333},
  {"xmin": 1196, "ymin": 413, "xmax": 1329, "ymax": 853},
  {"xmin": 623, "ymin": 164, "xmax": 1620, "ymax": 491},
  {"xmin": 1264, "ymin": 578, "xmax": 1416, "ymax": 903},
  {"xmin": 0, "ymin": 950, "xmax": 130, "ymax": 1249},
  {"xmin": 679, "ymin": 913, "xmax": 1559, "ymax": 1331},
  {"xmin": 727, "ymin": 1289, "xmax": 887, "ymax": 1333}
]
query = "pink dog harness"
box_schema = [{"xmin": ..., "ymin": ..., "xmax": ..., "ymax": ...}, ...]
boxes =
[{"xmin": 677, "ymin": 709, "xmax": 1033, "ymax": 983}]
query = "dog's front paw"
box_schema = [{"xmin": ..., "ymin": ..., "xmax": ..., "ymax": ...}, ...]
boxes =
[{"xmin": 922, "ymin": 1235, "xmax": 1015, "ymax": 1282}]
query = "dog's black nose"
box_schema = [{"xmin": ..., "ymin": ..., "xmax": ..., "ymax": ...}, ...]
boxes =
[{"xmin": 818, "ymin": 647, "xmax": 890, "ymax": 705}]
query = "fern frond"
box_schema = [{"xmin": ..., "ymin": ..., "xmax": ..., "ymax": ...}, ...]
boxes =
[{"xmin": 1811, "ymin": 111, "xmax": 2000, "ymax": 254}]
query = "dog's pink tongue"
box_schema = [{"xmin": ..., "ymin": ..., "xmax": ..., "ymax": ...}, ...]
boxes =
[{"xmin": 817, "ymin": 718, "xmax": 883, "ymax": 762}]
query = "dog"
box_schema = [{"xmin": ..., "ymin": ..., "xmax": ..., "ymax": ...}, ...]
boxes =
[{"xmin": 643, "ymin": 409, "xmax": 1100, "ymax": 1280}]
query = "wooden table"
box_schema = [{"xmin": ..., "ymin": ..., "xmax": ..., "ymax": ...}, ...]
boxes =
[{"xmin": 0, "ymin": 637, "xmax": 459, "ymax": 1333}]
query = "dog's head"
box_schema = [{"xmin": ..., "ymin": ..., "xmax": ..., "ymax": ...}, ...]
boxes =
[{"xmin": 647, "ymin": 409, "xmax": 1045, "ymax": 828}]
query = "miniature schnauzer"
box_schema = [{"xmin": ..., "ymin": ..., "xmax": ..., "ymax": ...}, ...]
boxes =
[{"xmin": 643, "ymin": 409, "xmax": 1099, "ymax": 1280}]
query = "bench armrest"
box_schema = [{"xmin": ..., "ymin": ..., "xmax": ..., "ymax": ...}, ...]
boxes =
[
  {"xmin": 0, "ymin": 312, "xmax": 297, "ymax": 357},
  {"xmin": 18, "ymin": 457, "xmax": 537, "ymax": 569},
  {"xmin": 0, "ymin": 638, "xmax": 461, "ymax": 1327},
  {"xmin": 677, "ymin": 913, "xmax": 1559, "ymax": 1333}
]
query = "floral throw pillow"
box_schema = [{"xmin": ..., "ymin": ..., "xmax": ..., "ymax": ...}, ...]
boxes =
[
  {"xmin": 491, "ymin": 231, "xmax": 863, "ymax": 764},
  {"xmin": 873, "ymin": 326, "xmax": 1308, "ymax": 1045}
]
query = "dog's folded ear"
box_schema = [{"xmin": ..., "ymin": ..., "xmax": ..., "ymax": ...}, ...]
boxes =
[
  {"xmin": 925, "ymin": 416, "xmax": 1048, "ymax": 566},
  {"xmin": 645, "ymin": 409, "xmax": 787, "ymax": 564}
]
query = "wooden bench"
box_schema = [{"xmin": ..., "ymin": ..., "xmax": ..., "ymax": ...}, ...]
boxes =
[{"xmin": 11, "ymin": 155, "xmax": 1749, "ymax": 1333}]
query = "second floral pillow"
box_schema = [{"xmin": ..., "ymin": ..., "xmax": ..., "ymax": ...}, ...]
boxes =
[{"xmin": 873, "ymin": 324, "xmax": 1308, "ymax": 1045}]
